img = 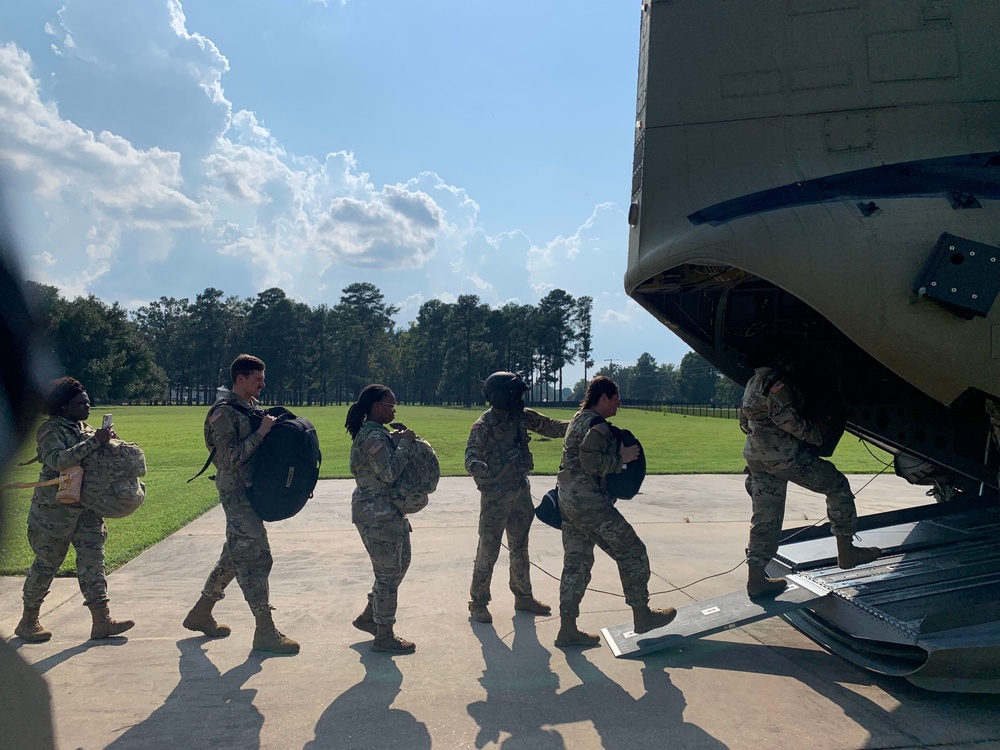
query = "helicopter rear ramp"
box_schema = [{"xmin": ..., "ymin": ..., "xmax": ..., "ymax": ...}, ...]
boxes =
[
  {"xmin": 601, "ymin": 577, "xmax": 825, "ymax": 658},
  {"xmin": 604, "ymin": 506, "xmax": 1000, "ymax": 692}
]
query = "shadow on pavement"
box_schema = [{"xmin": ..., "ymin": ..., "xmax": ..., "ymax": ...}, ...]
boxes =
[
  {"xmin": 105, "ymin": 637, "xmax": 264, "ymax": 749},
  {"xmin": 305, "ymin": 642, "xmax": 430, "ymax": 750},
  {"xmin": 13, "ymin": 637, "xmax": 129, "ymax": 676},
  {"xmin": 467, "ymin": 613, "xmax": 728, "ymax": 749},
  {"xmin": 468, "ymin": 613, "xmax": 565, "ymax": 749},
  {"xmin": 651, "ymin": 630, "xmax": 1000, "ymax": 747}
]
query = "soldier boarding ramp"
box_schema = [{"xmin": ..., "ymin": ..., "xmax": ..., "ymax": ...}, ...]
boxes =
[{"xmin": 604, "ymin": 503, "xmax": 1000, "ymax": 693}]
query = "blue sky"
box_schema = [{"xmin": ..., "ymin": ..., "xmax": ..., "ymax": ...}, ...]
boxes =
[{"xmin": 0, "ymin": 0, "xmax": 691, "ymax": 382}]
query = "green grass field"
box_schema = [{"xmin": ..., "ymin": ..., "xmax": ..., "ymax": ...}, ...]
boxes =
[{"xmin": 0, "ymin": 404, "xmax": 892, "ymax": 575}]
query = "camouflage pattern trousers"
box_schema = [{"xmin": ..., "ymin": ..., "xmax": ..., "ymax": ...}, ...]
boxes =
[
  {"xmin": 201, "ymin": 489, "xmax": 272, "ymax": 616},
  {"xmin": 558, "ymin": 494, "xmax": 651, "ymax": 618},
  {"xmin": 23, "ymin": 502, "xmax": 108, "ymax": 608},
  {"xmin": 469, "ymin": 478, "xmax": 536, "ymax": 605},
  {"xmin": 745, "ymin": 452, "xmax": 858, "ymax": 567},
  {"xmin": 356, "ymin": 520, "xmax": 411, "ymax": 626}
]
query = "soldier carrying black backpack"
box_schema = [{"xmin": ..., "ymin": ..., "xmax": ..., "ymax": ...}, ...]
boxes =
[{"xmin": 182, "ymin": 354, "xmax": 319, "ymax": 655}]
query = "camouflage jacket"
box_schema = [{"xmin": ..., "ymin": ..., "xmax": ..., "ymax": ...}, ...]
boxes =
[
  {"xmin": 465, "ymin": 407, "xmax": 568, "ymax": 489},
  {"xmin": 987, "ymin": 398, "xmax": 1000, "ymax": 447},
  {"xmin": 556, "ymin": 409, "xmax": 621, "ymax": 501},
  {"xmin": 31, "ymin": 416, "xmax": 102, "ymax": 506},
  {"xmin": 350, "ymin": 420, "xmax": 413, "ymax": 526},
  {"xmin": 739, "ymin": 367, "xmax": 822, "ymax": 462},
  {"xmin": 205, "ymin": 390, "xmax": 264, "ymax": 494}
]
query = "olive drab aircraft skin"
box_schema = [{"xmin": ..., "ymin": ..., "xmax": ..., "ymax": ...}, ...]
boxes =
[{"xmin": 625, "ymin": 1, "xmax": 1000, "ymax": 691}]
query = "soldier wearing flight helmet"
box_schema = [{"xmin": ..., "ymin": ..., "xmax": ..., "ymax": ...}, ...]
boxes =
[{"xmin": 465, "ymin": 372, "xmax": 568, "ymax": 624}]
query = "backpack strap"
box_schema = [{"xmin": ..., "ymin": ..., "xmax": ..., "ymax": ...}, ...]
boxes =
[{"xmin": 187, "ymin": 400, "xmax": 264, "ymax": 483}]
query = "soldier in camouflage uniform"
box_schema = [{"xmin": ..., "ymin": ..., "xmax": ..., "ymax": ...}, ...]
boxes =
[
  {"xmin": 183, "ymin": 354, "xmax": 299, "ymax": 655},
  {"xmin": 346, "ymin": 384, "xmax": 418, "ymax": 654},
  {"xmin": 555, "ymin": 376, "xmax": 676, "ymax": 648},
  {"xmin": 986, "ymin": 398, "xmax": 1000, "ymax": 487},
  {"xmin": 465, "ymin": 371, "xmax": 568, "ymax": 624},
  {"xmin": 740, "ymin": 347, "xmax": 880, "ymax": 599},
  {"xmin": 15, "ymin": 377, "xmax": 135, "ymax": 643}
]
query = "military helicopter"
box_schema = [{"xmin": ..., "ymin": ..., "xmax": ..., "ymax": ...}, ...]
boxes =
[{"xmin": 620, "ymin": 0, "xmax": 1000, "ymax": 691}]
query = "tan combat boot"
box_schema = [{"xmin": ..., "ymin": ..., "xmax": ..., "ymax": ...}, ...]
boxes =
[
  {"xmin": 352, "ymin": 601, "xmax": 377, "ymax": 635},
  {"xmin": 14, "ymin": 604, "xmax": 52, "ymax": 643},
  {"xmin": 373, "ymin": 625, "xmax": 416, "ymax": 654},
  {"xmin": 514, "ymin": 596, "xmax": 551, "ymax": 615},
  {"xmin": 469, "ymin": 601, "xmax": 493, "ymax": 623},
  {"xmin": 554, "ymin": 616, "xmax": 601, "ymax": 648},
  {"xmin": 632, "ymin": 605, "xmax": 677, "ymax": 634},
  {"xmin": 836, "ymin": 536, "xmax": 881, "ymax": 569},
  {"xmin": 183, "ymin": 595, "xmax": 231, "ymax": 638},
  {"xmin": 89, "ymin": 604, "xmax": 135, "ymax": 640},
  {"xmin": 252, "ymin": 609, "xmax": 300, "ymax": 655},
  {"xmin": 747, "ymin": 565, "xmax": 788, "ymax": 600}
]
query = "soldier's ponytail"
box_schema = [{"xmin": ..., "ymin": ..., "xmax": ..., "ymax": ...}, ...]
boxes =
[
  {"xmin": 345, "ymin": 384, "xmax": 392, "ymax": 439},
  {"xmin": 581, "ymin": 376, "xmax": 618, "ymax": 409}
]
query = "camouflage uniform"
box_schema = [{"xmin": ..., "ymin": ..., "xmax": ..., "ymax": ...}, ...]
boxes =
[
  {"xmin": 199, "ymin": 390, "xmax": 272, "ymax": 616},
  {"xmin": 987, "ymin": 398, "xmax": 1000, "ymax": 487},
  {"xmin": 556, "ymin": 409, "xmax": 651, "ymax": 618},
  {"xmin": 22, "ymin": 417, "xmax": 109, "ymax": 609},
  {"xmin": 351, "ymin": 420, "xmax": 415, "ymax": 626},
  {"xmin": 740, "ymin": 366, "xmax": 857, "ymax": 567},
  {"xmin": 466, "ymin": 407, "xmax": 568, "ymax": 606}
]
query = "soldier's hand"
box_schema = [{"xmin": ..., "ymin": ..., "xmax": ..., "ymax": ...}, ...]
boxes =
[
  {"xmin": 620, "ymin": 443, "xmax": 641, "ymax": 463},
  {"xmin": 468, "ymin": 459, "xmax": 489, "ymax": 477},
  {"xmin": 397, "ymin": 428, "xmax": 416, "ymax": 443},
  {"xmin": 95, "ymin": 427, "xmax": 112, "ymax": 445},
  {"xmin": 258, "ymin": 414, "xmax": 277, "ymax": 436}
]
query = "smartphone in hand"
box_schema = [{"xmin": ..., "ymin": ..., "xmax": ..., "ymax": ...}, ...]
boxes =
[{"xmin": 102, "ymin": 414, "xmax": 113, "ymax": 430}]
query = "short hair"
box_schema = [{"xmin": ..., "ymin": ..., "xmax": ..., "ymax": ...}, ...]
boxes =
[
  {"xmin": 45, "ymin": 377, "xmax": 86, "ymax": 416},
  {"xmin": 581, "ymin": 376, "xmax": 618, "ymax": 409},
  {"xmin": 231, "ymin": 354, "xmax": 265, "ymax": 384}
]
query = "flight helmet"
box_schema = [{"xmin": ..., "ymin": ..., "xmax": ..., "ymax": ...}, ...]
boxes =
[{"xmin": 483, "ymin": 371, "xmax": 528, "ymax": 412}]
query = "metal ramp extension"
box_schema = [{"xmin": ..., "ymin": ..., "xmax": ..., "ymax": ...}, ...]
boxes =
[{"xmin": 602, "ymin": 575, "xmax": 828, "ymax": 658}]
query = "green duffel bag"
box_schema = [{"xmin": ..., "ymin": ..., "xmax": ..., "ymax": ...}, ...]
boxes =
[
  {"xmin": 391, "ymin": 435, "xmax": 439, "ymax": 515},
  {"xmin": 80, "ymin": 439, "xmax": 147, "ymax": 518}
]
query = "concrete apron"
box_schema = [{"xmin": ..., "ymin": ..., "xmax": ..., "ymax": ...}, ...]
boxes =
[{"xmin": 3, "ymin": 475, "xmax": 1000, "ymax": 750}]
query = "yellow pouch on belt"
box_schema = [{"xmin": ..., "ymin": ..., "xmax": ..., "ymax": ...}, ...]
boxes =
[
  {"xmin": 3, "ymin": 465, "xmax": 84, "ymax": 504},
  {"xmin": 55, "ymin": 465, "xmax": 84, "ymax": 504}
]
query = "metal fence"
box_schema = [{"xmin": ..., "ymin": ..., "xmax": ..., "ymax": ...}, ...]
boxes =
[{"xmin": 619, "ymin": 400, "xmax": 739, "ymax": 419}]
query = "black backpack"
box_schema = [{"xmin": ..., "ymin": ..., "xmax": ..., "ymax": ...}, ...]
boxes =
[
  {"xmin": 189, "ymin": 402, "xmax": 321, "ymax": 521},
  {"xmin": 604, "ymin": 422, "xmax": 646, "ymax": 500},
  {"xmin": 534, "ymin": 486, "xmax": 562, "ymax": 529}
]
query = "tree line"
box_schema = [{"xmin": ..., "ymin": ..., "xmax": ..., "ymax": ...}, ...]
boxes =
[{"xmin": 25, "ymin": 281, "xmax": 743, "ymax": 407}]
